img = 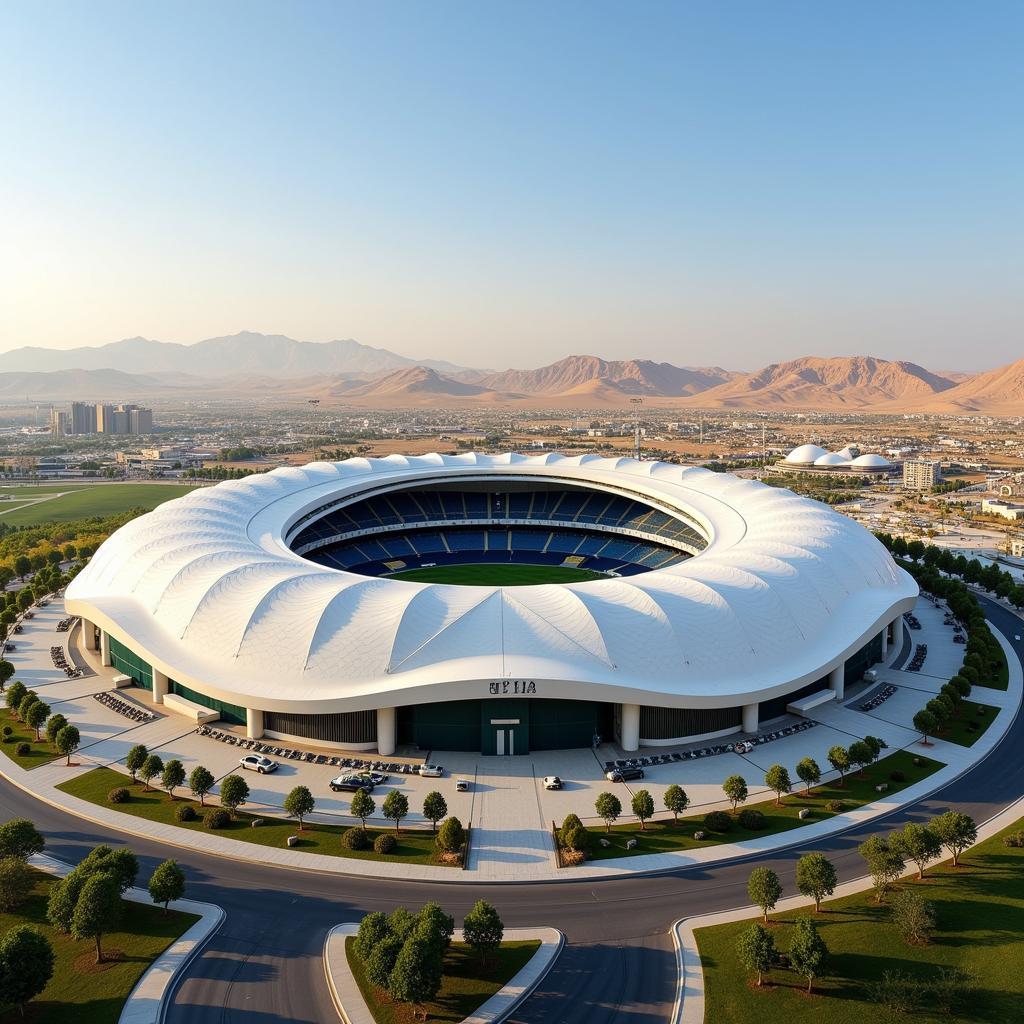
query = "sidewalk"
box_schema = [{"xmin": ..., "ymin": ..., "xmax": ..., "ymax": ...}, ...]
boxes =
[
  {"xmin": 324, "ymin": 923, "xmax": 563, "ymax": 1024},
  {"xmin": 29, "ymin": 852, "xmax": 224, "ymax": 1024}
]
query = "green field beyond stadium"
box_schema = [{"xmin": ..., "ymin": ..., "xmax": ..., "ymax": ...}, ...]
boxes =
[{"xmin": 386, "ymin": 563, "xmax": 608, "ymax": 586}]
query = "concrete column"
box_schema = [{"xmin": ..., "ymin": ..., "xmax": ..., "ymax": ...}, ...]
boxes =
[
  {"xmin": 742, "ymin": 702, "xmax": 759, "ymax": 734},
  {"xmin": 151, "ymin": 667, "xmax": 168, "ymax": 705},
  {"xmin": 881, "ymin": 626, "xmax": 889, "ymax": 659},
  {"xmin": 376, "ymin": 707, "xmax": 396, "ymax": 756},
  {"xmin": 83, "ymin": 619, "xmax": 98, "ymax": 651},
  {"xmin": 100, "ymin": 630, "xmax": 111, "ymax": 667},
  {"xmin": 892, "ymin": 613, "xmax": 904, "ymax": 653},
  {"xmin": 828, "ymin": 662, "xmax": 845, "ymax": 700},
  {"xmin": 620, "ymin": 703, "xmax": 640, "ymax": 752},
  {"xmin": 246, "ymin": 708, "xmax": 265, "ymax": 740}
]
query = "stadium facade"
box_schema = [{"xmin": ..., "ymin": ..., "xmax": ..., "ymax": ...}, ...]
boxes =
[{"xmin": 66, "ymin": 453, "xmax": 917, "ymax": 755}]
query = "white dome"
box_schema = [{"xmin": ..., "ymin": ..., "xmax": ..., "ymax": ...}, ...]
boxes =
[
  {"xmin": 851, "ymin": 453, "xmax": 890, "ymax": 468},
  {"xmin": 836, "ymin": 446, "xmax": 858, "ymax": 460},
  {"xmin": 66, "ymin": 453, "xmax": 916, "ymax": 714},
  {"xmin": 784, "ymin": 444, "xmax": 828, "ymax": 465},
  {"xmin": 814, "ymin": 453, "xmax": 852, "ymax": 467}
]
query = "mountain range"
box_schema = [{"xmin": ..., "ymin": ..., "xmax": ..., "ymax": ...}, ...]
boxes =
[{"xmin": 0, "ymin": 333, "xmax": 1020, "ymax": 413}]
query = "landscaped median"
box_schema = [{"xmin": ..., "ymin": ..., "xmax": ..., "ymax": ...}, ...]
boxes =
[
  {"xmin": 557, "ymin": 750, "xmax": 942, "ymax": 864},
  {"xmin": 0, "ymin": 706, "xmax": 59, "ymax": 768},
  {"xmin": 694, "ymin": 816, "xmax": 1024, "ymax": 1023},
  {"xmin": 58, "ymin": 766, "xmax": 465, "ymax": 866}
]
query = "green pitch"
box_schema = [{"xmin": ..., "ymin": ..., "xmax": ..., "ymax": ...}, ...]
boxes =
[
  {"xmin": 0, "ymin": 483, "xmax": 200, "ymax": 527},
  {"xmin": 386, "ymin": 562, "xmax": 608, "ymax": 586}
]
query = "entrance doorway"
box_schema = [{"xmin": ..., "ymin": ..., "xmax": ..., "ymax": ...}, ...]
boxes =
[{"xmin": 491, "ymin": 718, "xmax": 519, "ymax": 756}]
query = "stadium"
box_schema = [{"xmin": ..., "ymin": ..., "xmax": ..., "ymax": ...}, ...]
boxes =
[{"xmin": 65, "ymin": 453, "xmax": 918, "ymax": 756}]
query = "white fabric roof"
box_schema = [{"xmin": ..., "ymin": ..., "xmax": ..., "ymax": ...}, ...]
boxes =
[
  {"xmin": 66, "ymin": 454, "xmax": 917, "ymax": 713},
  {"xmin": 784, "ymin": 444, "xmax": 828, "ymax": 464},
  {"xmin": 814, "ymin": 453, "xmax": 852, "ymax": 467}
]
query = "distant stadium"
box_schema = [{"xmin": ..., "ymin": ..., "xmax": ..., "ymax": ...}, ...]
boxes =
[{"xmin": 66, "ymin": 453, "xmax": 917, "ymax": 756}]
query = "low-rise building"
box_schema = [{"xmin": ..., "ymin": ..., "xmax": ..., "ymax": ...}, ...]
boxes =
[{"xmin": 982, "ymin": 499, "xmax": 1024, "ymax": 522}]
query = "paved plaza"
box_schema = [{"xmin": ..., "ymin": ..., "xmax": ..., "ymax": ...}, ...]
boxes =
[{"xmin": 4, "ymin": 592, "xmax": 1014, "ymax": 880}]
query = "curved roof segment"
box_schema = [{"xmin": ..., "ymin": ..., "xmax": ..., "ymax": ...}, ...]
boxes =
[
  {"xmin": 851, "ymin": 453, "xmax": 891, "ymax": 468},
  {"xmin": 784, "ymin": 444, "xmax": 828, "ymax": 464},
  {"xmin": 814, "ymin": 452, "xmax": 852, "ymax": 467},
  {"xmin": 66, "ymin": 454, "xmax": 917, "ymax": 713}
]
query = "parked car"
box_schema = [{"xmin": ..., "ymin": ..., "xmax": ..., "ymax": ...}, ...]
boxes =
[
  {"xmin": 354, "ymin": 771, "xmax": 388, "ymax": 786},
  {"xmin": 3, "ymin": 643, "xmax": 14, "ymax": 653},
  {"xmin": 1015, "ymin": 635, "xmax": 1021, "ymax": 642},
  {"xmin": 419, "ymin": 764, "xmax": 444, "ymax": 778},
  {"xmin": 455, "ymin": 778, "xmax": 470, "ymax": 792},
  {"xmin": 239, "ymin": 754, "xmax": 278, "ymax": 774},
  {"xmin": 733, "ymin": 741, "xmax": 754, "ymax": 754},
  {"xmin": 329, "ymin": 775, "xmax": 374, "ymax": 793},
  {"xmin": 543, "ymin": 775, "xmax": 563, "ymax": 790},
  {"xmin": 605, "ymin": 766, "xmax": 644, "ymax": 782}
]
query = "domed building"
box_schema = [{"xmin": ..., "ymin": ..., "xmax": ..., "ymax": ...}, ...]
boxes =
[{"xmin": 783, "ymin": 444, "xmax": 828, "ymax": 466}]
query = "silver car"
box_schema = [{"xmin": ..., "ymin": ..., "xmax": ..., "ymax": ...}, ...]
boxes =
[{"xmin": 239, "ymin": 754, "xmax": 277, "ymax": 774}]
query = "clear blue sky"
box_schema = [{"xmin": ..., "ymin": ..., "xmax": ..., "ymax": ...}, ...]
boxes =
[{"xmin": 1, "ymin": 1, "xmax": 1021, "ymax": 370}]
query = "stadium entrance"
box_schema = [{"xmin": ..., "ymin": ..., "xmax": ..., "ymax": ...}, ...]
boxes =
[{"xmin": 397, "ymin": 698, "xmax": 614, "ymax": 755}]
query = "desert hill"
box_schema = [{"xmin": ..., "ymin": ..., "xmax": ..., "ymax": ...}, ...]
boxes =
[{"xmin": 890, "ymin": 359, "xmax": 1024, "ymax": 416}]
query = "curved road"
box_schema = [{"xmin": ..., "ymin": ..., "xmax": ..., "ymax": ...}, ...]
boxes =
[{"xmin": 2, "ymin": 597, "xmax": 1020, "ymax": 1024}]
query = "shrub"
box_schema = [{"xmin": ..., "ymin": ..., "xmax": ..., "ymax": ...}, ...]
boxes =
[
  {"xmin": 373, "ymin": 833, "xmax": 396, "ymax": 855},
  {"xmin": 175, "ymin": 804, "xmax": 197, "ymax": 822},
  {"xmin": 1003, "ymin": 831, "xmax": 1024, "ymax": 848},
  {"xmin": 890, "ymin": 890, "xmax": 937, "ymax": 945},
  {"xmin": 704, "ymin": 810, "xmax": 732, "ymax": 832},
  {"xmin": 107, "ymin": 787, "xmax": 130, "ymax": 804},
  {"xmin": 562, "ymin": 823, "xmax": 591, "ymax": 853},
  {"xmin": 342, "ymin": 826, "xmax": 369, "ymax": 851},
  {"xmin": 738, "ymin": 809, "xmax": 765, "ymax": 830},
  {"xmin": 15, "ymin": 742, "xmax": 30, "ymax": 756},
  {"xmin": 824, "ymin": 799, "xmax": 845, "ymax": 812},
  {"xmin": 890, "ymin": 770, "xmax": 905, "ymax": 783},
  {"xmin": 436, "ymin": 816, "xmax": 465, "ymax": 854},
  {"xmin": 1, "ymin": 726, "xmax": 11, "ymax": 740},
  {"xmin": 203, "ymin": 808, "xmax": 230, "ymax": 830}
]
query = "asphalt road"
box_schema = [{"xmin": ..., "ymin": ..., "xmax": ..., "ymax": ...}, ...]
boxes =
[{"xmin": 1, "ymin": 597, "xmax": 1020, "ymax": 1024}]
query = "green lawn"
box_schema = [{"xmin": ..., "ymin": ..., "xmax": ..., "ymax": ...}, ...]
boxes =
[
  {"xmin": 0, "ymin": 708, "xmax": 59, "ymax": 769},
  {"xmin": 696, "ymin": 817, "xmax": 1024, "ymax": 1024},
  {"xmin": 58, "ymin": 767, "xmax": 454, "ymax": 866},
  {"xmin": 578, "ymin": 751, "xmax": 942, "ymax": 862},
  {"xmin": 0, "ymin": 867, "xmax": 198, "ymax": 1024},
  {"xmin": 346, "ymin": 936, "xmax": 540, "ymax": 1024},
  {"xmin": 989, "ymin": 641, "xmax": 1009, "ymax": 690},
  {"xmin": 0, "ymin": 484, "xmax": 199, "ymax": 527},
  {"xmin": 386, "ymin": 563, "xmax": 608, "ymax": 586},
  {"xmin": 934, "ymin": 701, "xmax": 998, "ymax": 747}
]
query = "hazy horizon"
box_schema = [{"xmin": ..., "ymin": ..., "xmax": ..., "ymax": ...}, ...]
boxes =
[{"xmin": 2, "ymin": 2, "xmax": 1021, "ymax": 372}]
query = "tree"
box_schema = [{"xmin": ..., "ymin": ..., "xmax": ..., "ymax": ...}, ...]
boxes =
[
  {"xmin": 71, "ymin": 873, "xmax": 122, "ymax": 964},
  {"xmin": 219, "ymin": 774, "xmax": 249, "ymax": 818},
  {"xmin": 858, "ymin": 835, "xmax": 905, "ymax": 903},
  {"xmin": 416, "ymin": 901, "xmax": 454, "ymax": 959},
  {"xmin": 355, "ymin": 910, "xmax": 391, "ymax": 960},
  {"xmin": 764, "ymin": 764, "xmax": 791, "ymax": 806},
  {"xmin": 463, "ymin": 899, "xmax": 503, "ymax": 966},
  {"xmin": 189, "ymin": 765, "xmax": 215, "ymax": 805},
  {"xmin": 284, "ymin": 786, "xmax": 316, "ymax": 831},
  {"xmin": 436, "ymin": 816, "xmax": 465, "ymax": 854},
  {"xmin": 14, "ymin": 556, "xmax": 31, "ymax": 580},
  {"xmin": 736, "ymin": 922, "xmax": 775, "ymax": 987},
  {"xmin": 17, "ymin": 693, "xmax": 39, "ymax": 724},
  {"xmin": 366, "ymin": 934, "xmax": 403, "ymax": 990},
  {"xmin": 77, "ymin": 845, "xmax": 138, "ymax": 894},
  {"xmin": 0, "ymin": 660, "xmax": 13, "ymax": 690},
  {"xmin": 382, "ymin": 790, "xmax": 409, "ymax": 835},
  {"xmin": 796, "ymin": 757, "xmax": 821, "ymax": 794},
  {"xmin": 387, "ymin": 934, "xmax": 442, "ymax": 1011},
  {"xmin": 422, "ymin": 791, "xmax": 447, "ymax": 833},
  {"xmin": 4, "ymin": 681, "xmax": 26, "ymax": 715},
  {"xmin": 913, "ymin": 710, "xmax": 937, "ymax": 744},
  {"xmin": 55, "ymin": 724, "xmax": 80, "ymax": 765},
  {"xmin": 890, "ymin": 822, "xmax": 942, "ymax": 880},
  {"xmin": 890, "ymin": 890, "xmax": 937, "ymax": 945},
  {"xmin": 0, "ymin": 819, "xmax": 44, "ymax": 861},
  {"xmin": 44, "ymin": 713, "xmax": 67, "ymax": 747},
  {"xmin": 350, "ymin": 789, "xmax": 375, "ymax": 831},
  {"xmin": 0, "ymin": 857, "xmax": 33, "ymax": 912},
  {"xmin": 663, "ymin": 784, "xmax": 689, "ymax": 824},
  {"xmin": 795, "ymin": 852, "xmax": 837, "ymax": 911},
  {"xmin": 139, "ymin": 754, "xmax": 164, "ymax": 792},
  {"xmin": 0, "ymin": 925, "xmax": 55, "ymax": 1015},
  {"xmin": 847, "ymin": 741, "xmax": 873, "ymax": 776},
  {"xmin": 747, "ymin": 866, "xmax": 782, "ymax": 923},
  {"xmin": 932, "ymin": 811, "xmax": 977, "ymax": 867},
  {"xmin": 631, "ymin": 789, "xmax": 655, "ymax": 830},
  {"xmin": 148, "ymin": 859, "xmax": 185, "ymax": 914},
  {"xmin": 788, "ymin": 917, "xmax": 828, "ymax": 992},
  {"xmin": 161, "ymin": 759, "xmax": 186, "ymax": 799},
  {"xmin": 722, "ymin": 774, "xmax": 748, "ymax": 812},
  {"xmin": 593, "ymin": 791, "xmax": 622, "ymax": 832},
  {"xmin": 125, "ymin": 744, "xmax": 148, "ymax": 781}
]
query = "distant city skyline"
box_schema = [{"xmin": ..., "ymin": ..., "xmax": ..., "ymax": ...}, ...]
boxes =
[{"xmin": 1, "ymin": 2, "xmax": 1021, "ymax": 372}]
